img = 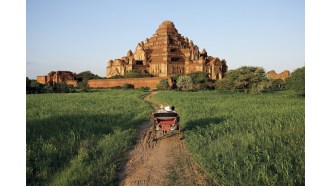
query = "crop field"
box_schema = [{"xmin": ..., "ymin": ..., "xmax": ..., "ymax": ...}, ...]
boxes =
[
  {"xmin": 153, "ymin": 90, "xmax": 304, "ymax": 185},
  {"xmin": 26, "ymin": 90, "xmax": 152, "ymax": 185}
]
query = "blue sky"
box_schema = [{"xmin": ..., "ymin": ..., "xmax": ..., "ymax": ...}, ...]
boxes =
[{"xmin": 26, "ymin": 0, "xmax": 304, "ymax": 78}]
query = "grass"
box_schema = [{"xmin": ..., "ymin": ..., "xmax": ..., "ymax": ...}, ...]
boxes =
[
  {"xmin": 153, "ymin": 90, "xmax": 304, "ymax": 185},
  {"xmin": 26, "ymin": 90, "xmax": 152, "ymax": 185}
]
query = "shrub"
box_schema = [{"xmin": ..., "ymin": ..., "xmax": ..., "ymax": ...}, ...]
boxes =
[
  {"xmin": 271, "ymin": 79, "xmax": 286, "ymax": 90},
  {"xmin": 124, "ymin": 70, "xmax": 154, "ymax": 78},
  {"xmin": 286, "ymin": 67, "xmax": 305, "ymax": 96},
  {"xmin": 122, "ymin": 83, "xmax": 134, "ymax": 89},
  {"xmin": 52, "ymin": 83, "xmax": 76, "ymax": 93},
  {"xmin": 138, "ymin": 86, "xmax": 150, "ymax": 92},
  {"xmin": 188, "ymin": 71, "xmax": 210, "ymax": 83},
  {"xmin": 157, "ymin": 79, "xmax": 170, "ymax": 90},
  {"xmin": 109, "ymin": 75, "xmax": 124, "ymax": 79},
  {"xmin": 176, "ymin": 75, "xmax": 193, "ymax": 91}
]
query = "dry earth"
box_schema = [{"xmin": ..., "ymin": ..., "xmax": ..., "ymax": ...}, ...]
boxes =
[{"xmin": 117, "ymin": 91, "xmax": 211, "ymax": 186}]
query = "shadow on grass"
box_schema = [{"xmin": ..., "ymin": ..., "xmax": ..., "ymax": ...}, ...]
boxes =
[{"xmin": 183, "ymin": 117, "xmax": 225, "ymax": 132}]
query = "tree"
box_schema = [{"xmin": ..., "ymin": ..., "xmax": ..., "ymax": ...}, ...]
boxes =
[
  {"xmin": 176, "ymin": 75, "xmax": 193, "ymax": 91},
  {"xmin": 271, "ymin": 79, "xmax": 286, "ymax": 90},
  {"xmin": 286, "ymin": 66, "xmax": 305, "ymax": 96},
  {"xmin": 157, "ymin": 79, "xmax": 170, "ymax": 90},
  {"xmin": 188, "ymin": 71, "xmax": 210, "ymax": 83},
  {"xmin": 76, "ymin": 71, "xmax": 102, "ymax": 91},
  {"xmin": 216, "ymin": 66, "xmax": 268, "ymax": 93},
  {"xmin": 76, "ymin": 71, "xmax": 102, "ymax": 81},
  {"xmin": 123, "ymin": 70, "xmax": 155, "ymax": 78}
]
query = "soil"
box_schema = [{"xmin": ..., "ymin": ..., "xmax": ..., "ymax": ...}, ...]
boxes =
[{"xmin": 117, "ymin": 91, "xmax": 210, "ymax": 186}]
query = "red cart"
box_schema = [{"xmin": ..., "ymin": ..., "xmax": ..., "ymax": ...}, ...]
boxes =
[{"xmin": 151, "ymin": 112, "xmax": 180, "ymax": 139}]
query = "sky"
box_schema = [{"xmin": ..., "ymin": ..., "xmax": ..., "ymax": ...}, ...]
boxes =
[{"xmin": 26, "ymin": 0, "xmax": 305, "ymax": 79}]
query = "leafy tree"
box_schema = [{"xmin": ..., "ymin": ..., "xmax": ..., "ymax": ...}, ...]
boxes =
[
  {"xmin": 216, "ymin": 66, "xmax": 268, "ymax": 93},
  {"xmin": 271, "ymin": 79, "xmax": 286, "ymax": 90},
  {"xmin": 76, "ymin": 71, "xmax": 102, "ymax": 81},
  {"xmin": 188, "ymin": 71, "xmax": 210, "ymax": 83},
  {"xmin": 176, "ymin": 75, "xmax": 193, "ymax": 91},
  {"xmin": 123, "ymin": 70, "xmax": 154, "ymax": 78},
  {"xmin": 286, "ymin": 66, "xmax": 305, "ymax": 96},
  {"xmin": 157, "ymin": 79, "xmax": 170, "ymax": 90},
  {"xmin": 76, "ymin": 71, "xmax": 102, "ymax": 91}
]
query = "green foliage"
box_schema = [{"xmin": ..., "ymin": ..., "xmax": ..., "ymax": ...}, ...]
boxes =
[
  {"xmin": 176, "ymin": 75, "xmax": 193, "ymax": 91},
  {"xmin": 50, "ymin": 83, "xmax": 76, "ymax": 93},
  {"xmin": 286, "ymin": 67, "xmax": 305, "ymax": 96},
  {"xmin": 216, "ymin": 66, "xmax": 268, "ymax": 94},
  {"xmin": 153, "ymin": 91, "xmax": 304, "ymax": 185},
  {"xmin": 122, "ymin": 83, "xmax": 134, "ymax": 89},
  {"xmin": 188, "ymin": 71, "xmax": 210, "ymax": 83},
  {"xmin": 76, "ymin": 71, "xmax": 103, "ymax": 90},
  {"xmin": 26, "ymin": 90, "xmax": 152, "ymax": 185},
  {"xmin": 109, "ymin": 75, "xmax": 124, "ymax": 79},
  {"xmin": 157, "ymin": 79, "xmax": 170, "ymax": 90},
  {"xmin": 109, "ymin": 70, "xmax": 155, "ymax": 79},
  {"xmin": 271, "ymin": 79, "xmax": 286, "ymax": 90},
  {"xmin": 137, "ymin": 86, "xmax": 150, "ymax": 92},
  {"xmin": 172, "ymin": 73, "xmax": 183, "ymax": 81},
  {"xmin": 76, "ymin": 70, "xmax": 102, "ymax": 81},
  {"xmin": 125, "ymin": 70, "xmax": 155, "ymax": 78}
]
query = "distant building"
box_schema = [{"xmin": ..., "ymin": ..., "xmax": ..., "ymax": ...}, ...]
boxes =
[
  {"xmin": 37, "ymin": 71, "xmax": 77, "ymax": 87},
  {"xmin": 106, "ymin": 20, "xmax": 228, "ymax": 80},
  {"xmin": 267, "ymin": 70, "xmax": 290, "ymax": 80}
]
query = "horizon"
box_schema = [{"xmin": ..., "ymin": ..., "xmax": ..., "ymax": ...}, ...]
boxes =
[{"xmin": 26, "ymin": 0, "xmax": 304, "ymax": 79}]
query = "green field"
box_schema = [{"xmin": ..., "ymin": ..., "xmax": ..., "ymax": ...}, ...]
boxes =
[
  {"xmin": 153, "ymin": 90, "xmax": 305, "ymax": 185},
  {"xmin": 26, "ymin": 90, "xmax": 152, "ymax": 185}
]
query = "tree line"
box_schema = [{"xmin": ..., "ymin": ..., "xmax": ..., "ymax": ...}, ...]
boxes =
[
  {"xmin": 157, "ymin": 66, "xmax": 305, "ymax": 96},
  {"xmin": 27, "ymin": 67, "xmax": 305, "ymax": 96}
]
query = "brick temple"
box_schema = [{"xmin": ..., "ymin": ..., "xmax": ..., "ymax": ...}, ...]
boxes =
[{"xmin": 106, "ymin": 20, "xmax": 228, "ymax": 80}]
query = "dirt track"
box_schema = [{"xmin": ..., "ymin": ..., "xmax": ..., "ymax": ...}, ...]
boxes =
[{"xmin": 117, "ymin": 91, "xmax": 210, "ymax": 186}]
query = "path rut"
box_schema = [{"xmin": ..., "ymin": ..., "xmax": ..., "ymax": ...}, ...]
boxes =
[{"xmin": 117, "ymin": 91, "xmax": 210, "ymax": 186}]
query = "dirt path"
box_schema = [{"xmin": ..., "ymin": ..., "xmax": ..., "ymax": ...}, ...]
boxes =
[{"xmin": 117, "ymin": 91, "xmax": 210, "ymax": 186}]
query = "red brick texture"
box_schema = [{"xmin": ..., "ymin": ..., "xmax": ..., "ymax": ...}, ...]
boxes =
[{"xmin": 88, "ymin": 77, "xmax": 165, "ymax": 90}]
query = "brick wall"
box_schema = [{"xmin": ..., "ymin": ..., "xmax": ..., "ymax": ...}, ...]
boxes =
[{"xmin": 88, "ymin": 77, "xmax": 165, "ymax": 90}]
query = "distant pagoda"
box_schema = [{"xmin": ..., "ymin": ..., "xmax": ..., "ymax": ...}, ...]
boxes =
[{"xmin": 106, "ymin": 20, "xmax": 228, "ymax": 80}]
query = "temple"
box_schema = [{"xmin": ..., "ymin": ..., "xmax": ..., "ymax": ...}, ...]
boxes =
[
  {"xmin": 106, "ymin": 20, "xmax": 228, "ymax": 80},
  {"xmin": 37, "ymin": 71, "xmax": 77, "ymax": 87}
]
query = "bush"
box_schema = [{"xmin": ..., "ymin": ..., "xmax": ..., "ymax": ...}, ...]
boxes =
[
  {"xmin": 172, "ymin": 73, "xmax": 183, "ymax": 81},
  {"xmin": 176, "ymin": 75, "xmax": 193, "ymax": 91},
  {"xmin": 271, "ymin": 79, "xmax": 286, "ymax": 90},
  {"xmin": 124, "ymin": 70, "xmax": 154, "ymax": 78},
  {"xmin": 188, "ymin": 71, "xmax": 210, "ymax": 83},
  {"xmin": 138, "ymin": 87, "xmax": 150, "ymax": 92},
  {"xmin": 216, "ymin": 66, "xmax": 268, "ymax": 93},
  {"xmin": 157, "ymin": 79, "xmax": 170, "ymax": 90},
  {"xmin": 51, "ymin": 83, "xmax": 76, "ymax": 93},
  {"xmin": 122, "ymin": 83, "xmax": 134, "ymax": 89},
  {"xmin": 109, "ymin": 75, "xmax": 124, "ymax": 79},
  {"xmin": 286, "ymin": 67, "xmax": 305, "ymax": 96}
]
